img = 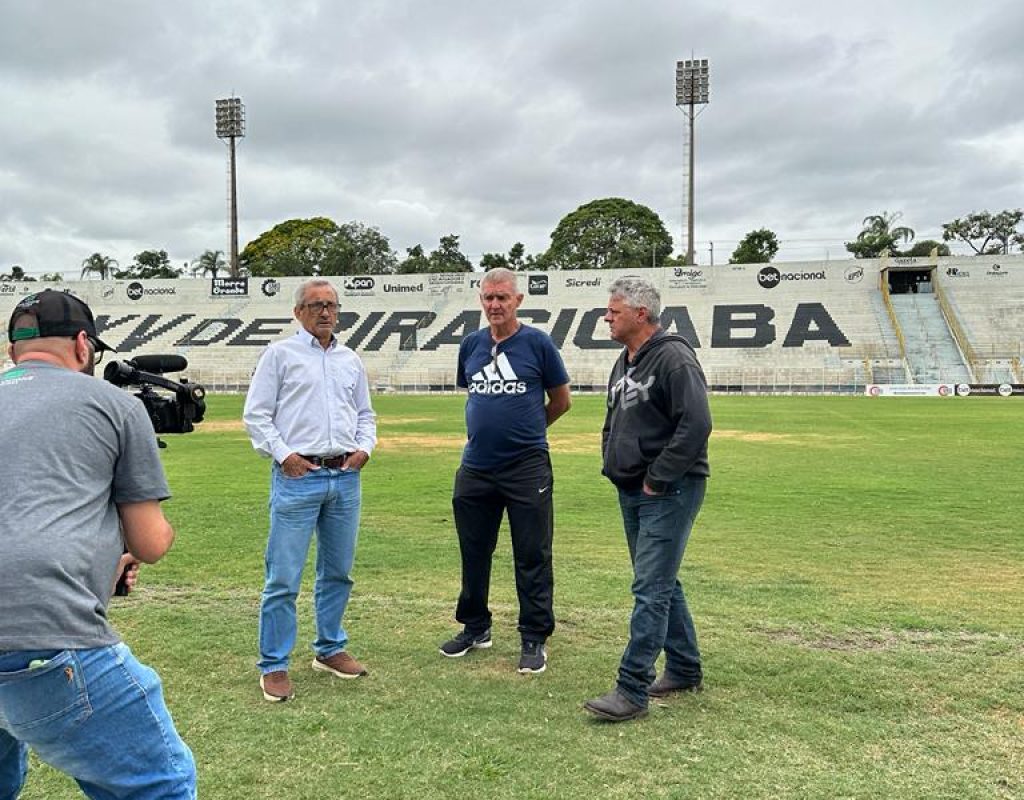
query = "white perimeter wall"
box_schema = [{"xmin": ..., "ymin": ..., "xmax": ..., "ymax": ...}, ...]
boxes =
[{"xmin": 2, "ymin": 255, "xmax": 1022, "ymax": 389}]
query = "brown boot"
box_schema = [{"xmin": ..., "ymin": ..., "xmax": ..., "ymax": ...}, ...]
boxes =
[{"xmin": 648, "ymin": 674, "xmax": 703, "ymax": 698}]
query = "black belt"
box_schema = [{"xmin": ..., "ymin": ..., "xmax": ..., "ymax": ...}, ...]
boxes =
[{"xmin": 300, "ymin": 453, "xmax": 353, "ymax": 468}]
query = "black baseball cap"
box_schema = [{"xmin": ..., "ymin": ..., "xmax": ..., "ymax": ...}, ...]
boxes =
[{"xmin": 8, "ymin": 289, "xmax": 115, "ymax": 353}]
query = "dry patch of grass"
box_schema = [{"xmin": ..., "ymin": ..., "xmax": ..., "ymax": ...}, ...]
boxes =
[
  {"xmin": 195, "ymin": 420, "xmax": 838, "ymax": 449},
  {"xmin": 194, "ymin": 420, "xmax": 246, "ymax": 433},
  {"xmin": 756, "ymin": 625, "xmax": 1024, "ymax": 653}
]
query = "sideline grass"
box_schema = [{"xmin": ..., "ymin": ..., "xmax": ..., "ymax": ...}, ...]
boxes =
[{"xmin": 21, "ymin": 395, "xmax": 1023, "ymax": 799}]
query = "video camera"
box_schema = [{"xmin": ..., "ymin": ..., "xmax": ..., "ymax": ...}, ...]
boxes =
[{"xmin": 103, "ymin": 354, "xmax": 207, "ymax": 436}]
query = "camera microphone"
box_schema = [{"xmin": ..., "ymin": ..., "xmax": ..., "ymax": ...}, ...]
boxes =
[{"xmin": 129, "ymin": 354, "xmax": 189, "ymax": 374}]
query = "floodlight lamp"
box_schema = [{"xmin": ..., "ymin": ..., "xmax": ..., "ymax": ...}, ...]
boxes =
[
  {"xmin": 675, "ymin": 59, "xmax": 710, "ymax": 106},
  {"xmin": 215, "ymin": 97, "xmax": 246, "ymax": 139}
]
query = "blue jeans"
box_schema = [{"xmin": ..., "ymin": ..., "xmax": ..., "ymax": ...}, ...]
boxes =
[
  {"xmin": 259, "ymin": 464, "xmax": 361, "ymax": 673},
  {"xmin": 0, "ymin": 643, "xmax": 196, "ymax": 799},
  {"xmin": 616, "ymin": 476, "xmax": 706, "ymax": 707}
]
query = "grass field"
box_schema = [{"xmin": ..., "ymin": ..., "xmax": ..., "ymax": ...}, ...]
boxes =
[{"xmin": 21, "ymin": 394, "xmax": 1024, "ymax": 799}]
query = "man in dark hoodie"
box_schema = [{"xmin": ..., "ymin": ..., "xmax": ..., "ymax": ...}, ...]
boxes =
[{"xmin": 584, "ymin": 277, "xmax": 712, "ymax": 722}]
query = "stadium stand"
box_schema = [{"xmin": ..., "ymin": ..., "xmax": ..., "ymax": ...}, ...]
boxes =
[
  {"xmin": 2, "ymin": 255, "xmax": 1022, "ymax": 392},
  {"xmin": 935, "ymin": 258, "xmax": 1024, "ymax": 383}
]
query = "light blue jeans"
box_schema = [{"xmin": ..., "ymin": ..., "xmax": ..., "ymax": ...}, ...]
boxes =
[
  {"xmin": 616, "ymin": 476, "xmax": 706, "ymax": 707},
  {"xmin": 0, "ymin": 643, "xmax": 196, "ymax": 800},
  {"xmin": 259, "ymin": 464, "xmax": 362, "ymax": 674}
]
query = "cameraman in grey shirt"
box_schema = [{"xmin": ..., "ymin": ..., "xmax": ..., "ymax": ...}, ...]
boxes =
[{"xmin": 0, "ymin": 290, "xmax": 196, "ymax": 799}]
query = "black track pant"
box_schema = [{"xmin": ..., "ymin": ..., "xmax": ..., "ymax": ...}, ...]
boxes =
[{"xmin": 452, "ymin": 449, "xmax": 555, "ymax": 642}]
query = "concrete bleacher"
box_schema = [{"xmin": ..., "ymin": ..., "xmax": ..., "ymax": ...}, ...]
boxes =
[
  {"xmin": 937, "ymin": 257, "xmax": 1024, "ymax": 382},
  {"xmin": 2, "ymin": 256, "xmax": 1021, "ymax": 392}
]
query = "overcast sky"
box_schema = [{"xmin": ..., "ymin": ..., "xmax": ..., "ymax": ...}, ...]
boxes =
[{"xmin": 2, "ymin": 0, "xmax": 1021, "ymax": 275}]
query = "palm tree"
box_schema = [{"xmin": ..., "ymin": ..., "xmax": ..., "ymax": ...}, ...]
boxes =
[
  {"xmin": 1, "ymin": 265, "xmax": 36, "ymax": 282},
  {"xmin": 845, "ymin": 212, "xmax": 915, "ymax": 258},
  {"xmin": 191, "ymin": 249, "xmax": 226, "ymax": 278},
  {"xmin": 80, "ymin": 253, "xmax": 118, "ymax": 280}
]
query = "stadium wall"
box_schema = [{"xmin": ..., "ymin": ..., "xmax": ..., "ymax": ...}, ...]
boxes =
[{"xmin": 2, "ymin": 255, "xmax": 1022, "ymax": 393}]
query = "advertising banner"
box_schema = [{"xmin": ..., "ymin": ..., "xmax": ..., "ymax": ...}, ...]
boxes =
[
  {"xmin": 865, "ymin": 384, "xmax": 953, "ymax": 397},
  {"xmin": 954, "ymin": 383, "xmax": 1024, "ymax": 397},
  {"xmin": 211, "ymin": 277, "xmax": 249, "ymax": 297}
]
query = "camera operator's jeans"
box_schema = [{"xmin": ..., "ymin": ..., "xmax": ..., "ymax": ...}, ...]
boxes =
[
  {"xmin": 259, "ymin": 465, "xmax": 361, "ymax": 674},
  {"xmin": 615, "ymin": 476, "xmax": 706, "ymax": 707},
  {"xmin": 0, "ymin": 643, "xmax": 196, "ymax": 799}
]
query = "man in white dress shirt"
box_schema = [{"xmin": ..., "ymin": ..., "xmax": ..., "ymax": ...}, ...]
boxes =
[{"xmin": 243, "ymin": 278, "xmax": 377, "ymax": 702}]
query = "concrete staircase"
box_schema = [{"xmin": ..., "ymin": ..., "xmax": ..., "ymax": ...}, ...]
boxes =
[{"xmin": 889, "ymin": 293, "xmax": 972, "ymax": 383}]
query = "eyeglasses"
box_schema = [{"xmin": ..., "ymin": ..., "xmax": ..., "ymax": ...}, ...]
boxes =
[{"xmin": 302, "ymin": 301, "xmax": 339, "ymax": 314}]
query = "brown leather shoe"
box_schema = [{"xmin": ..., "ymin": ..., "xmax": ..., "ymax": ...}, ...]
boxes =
[
  {"xmin": 260, "ymin": 670, "xmax": 294, "ymax": 702},
  {"xmin": 312, "ymin": 651, "xmax": 367, "ymax": 679}
]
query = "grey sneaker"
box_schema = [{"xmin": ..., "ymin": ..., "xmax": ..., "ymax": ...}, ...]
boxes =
[
  {"xmin": 440, "ymin": 628, "xmax": 492, "ymax": 658},
  {"xmin": 517, "ymin": 640, "xmax": 547, "ymax": 674}
]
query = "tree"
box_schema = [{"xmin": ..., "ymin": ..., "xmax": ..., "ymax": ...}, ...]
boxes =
[
  {"xmin": 40, "ymin": 272, "xmax": 64, "ymax": 282},
  {"xmin": 80, "ymin": 253, "xmax": 118, "ymax": 280},
  {"xmin": 191, "ymin": 249, "xmax": 226, "ymax": 278},
  {"xmin": 901, "ymin": 240, "xmax": 951, "ymax": 257},
  {"xmin": 241, "ymin": 217, "xmax": 398, "ymax": 276},
  {"xmin": 241, "ymin": 217, "xmax": 340, "ymax": 276},
  {"xmin": 729, "ymin": 228, "xmax": 780, "ymax": 264},
  {"xmin": 941, "ymin": 209, "xmax": 1023, "ymax": 255},
  {"xmin": 542, "ymin": 198, "xmax": 673, "ymax": 270},
  {"xmin": 1, "ymin": 265, "xmax": 35, "ymax": 282},
  {"xmin": 319, "ymin": 222, "xmax": 398, "ymax": 276},
  {"xmin": 479, "ymin": 242, "xmax": 536, "ymax": 272},
  {"xmin": 115, "ymin": 250, "xmax": 183, "ymax": 280},
  {"xmin": 427, "ymin": 235, "xmax": 472, "ymax": 273},
  {"xmin": 845, "ymin": 212, "xmax": 915, "ymax": 259},
  {"xmin": 397, "ymin": 244, "xmax": 430, "ymax": 274},
  {"xmin": 479, "ymin": 252, "xmax": 509, "ymax": 271}
]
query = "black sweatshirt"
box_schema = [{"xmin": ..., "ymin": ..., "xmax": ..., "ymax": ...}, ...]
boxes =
[{"xmin": 601, "ymin": 330, "xmax": 712, "ymax": 492}]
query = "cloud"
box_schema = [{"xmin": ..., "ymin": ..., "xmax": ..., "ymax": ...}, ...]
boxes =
[{"xmin": 1, "ymin": 0, "xmax": 1022, "ymax": 272}]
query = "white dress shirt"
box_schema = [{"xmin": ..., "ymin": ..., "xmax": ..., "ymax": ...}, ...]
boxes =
[{"xmin": 243, "ymin": 329, "xmax": 377, "ymax": 464}]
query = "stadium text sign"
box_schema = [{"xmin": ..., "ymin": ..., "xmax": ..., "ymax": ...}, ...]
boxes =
[{"xmin": 92, "ymin": 302, "xmax": 850, "ymax": 354}]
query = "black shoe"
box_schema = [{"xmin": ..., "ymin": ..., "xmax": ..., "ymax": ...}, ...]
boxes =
[
  {"xmin": 648, "ymin": 674, "xmax": 703, "ymax": 698},
  {"xmin": 584, "ymin": 690, "xmax": 648, "ymax": 722},
  {"xmin": 517, "ymin": 640, "xmax": 547, "ymax": 674},
  {"xmin": 439, "ymin": 628, "xmax": 492, "ymax": 658}
]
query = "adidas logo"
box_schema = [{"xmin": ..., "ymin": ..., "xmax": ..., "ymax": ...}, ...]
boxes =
[{"xmin": 468, "ymin": 352, "xmax": 527, "ymax": 395}]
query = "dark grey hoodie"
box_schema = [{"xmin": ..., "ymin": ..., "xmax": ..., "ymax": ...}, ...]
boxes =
[{"xmin": 601, "ymin": 330, "xmax": 711, "ymax": 492}]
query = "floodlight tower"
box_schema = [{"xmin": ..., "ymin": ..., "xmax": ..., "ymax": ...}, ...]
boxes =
[
  {"xmin": 215, "ymin": 97, "xmax": 246, "ymax": 277},
  {"xmin": 675, "ymin": 59, "xmax": 709, "ymax": 266}
]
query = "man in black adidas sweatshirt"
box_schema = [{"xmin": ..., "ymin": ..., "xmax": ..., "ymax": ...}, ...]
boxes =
[{"xmin": 584, "ymin": 277, "xmax": 712, "ymax": 722}]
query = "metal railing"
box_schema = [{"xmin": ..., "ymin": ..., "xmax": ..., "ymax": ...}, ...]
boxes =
[{"xmin": 879, "ymin": 278, "xmax": 910, "ymax": 379}]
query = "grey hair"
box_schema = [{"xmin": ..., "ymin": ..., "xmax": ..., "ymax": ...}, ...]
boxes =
[
  {"xmin": 608, "ymin": 277, "xmax": 661, "ymax": 324},
  {"xmin": 480, "ymin": 267, "xmax": 518, "ymax": 293},
  {"xmin": 294, "ymin": 278, "xmax": 339, "ymax": 307}
]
